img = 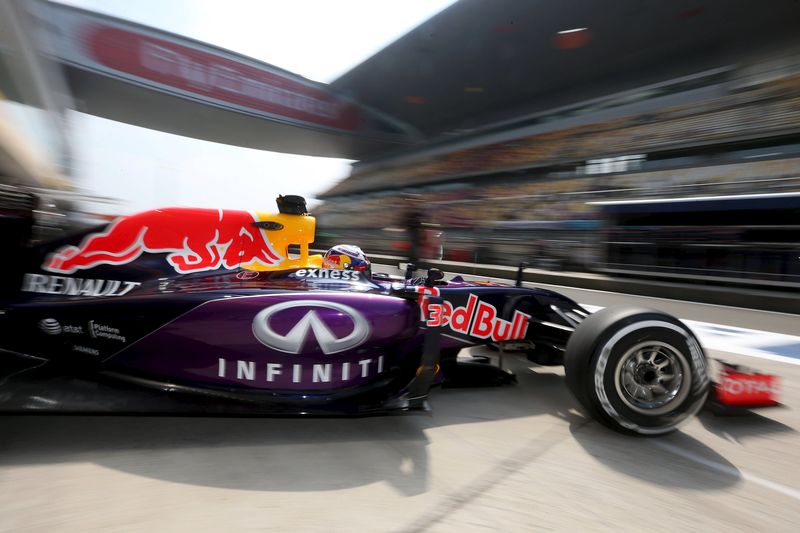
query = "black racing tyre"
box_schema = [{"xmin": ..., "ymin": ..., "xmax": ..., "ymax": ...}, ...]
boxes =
[{"xmin": 564, "ymin": 307, "xmax": 709, "ymax": 436}]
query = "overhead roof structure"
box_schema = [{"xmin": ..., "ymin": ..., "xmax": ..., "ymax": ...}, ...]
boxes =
[
  {"xmin": 331, "ymin": 0, "xmax": 800, "ymax": 150},
  {"xmin": 22, "ymin": 0, "xmax": 415, "ymax": 159},
  {"xmin": 11, "ymin": 0, "xmax": 800, "ymax": 166}
]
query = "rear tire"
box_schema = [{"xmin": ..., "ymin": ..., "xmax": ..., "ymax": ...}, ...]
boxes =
[{"xmin": 564, "ymin": 307, "xmax": 709, "ymax": 435}]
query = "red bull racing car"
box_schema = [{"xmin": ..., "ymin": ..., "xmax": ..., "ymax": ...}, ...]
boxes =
[{"xmin": 0, "ymin": 194, "xmax": 780, "ymax": 435}]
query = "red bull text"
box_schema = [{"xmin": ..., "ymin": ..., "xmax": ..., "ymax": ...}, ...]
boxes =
[{"xmin": 415, "ymin": 287, "xmax": 531, "ymax": 342}]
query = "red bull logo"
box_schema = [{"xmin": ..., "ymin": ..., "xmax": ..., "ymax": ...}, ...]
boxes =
[
  {"xmin": 44, "ymin": 208, "xmax": 284, "ymax": 274},
  {"xmin": 414, "ymin": 287, "xmax": 531, "ymax": 343}
]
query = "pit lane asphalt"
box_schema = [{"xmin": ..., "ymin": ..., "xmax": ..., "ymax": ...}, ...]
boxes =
[{"xmin": 1, "ymin": 267, "xmax": 798, "ymax": 532}]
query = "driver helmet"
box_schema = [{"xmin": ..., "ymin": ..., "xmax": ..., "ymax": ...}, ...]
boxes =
[{"xmin": 322, "ymin": 244, "xmax": 371, "ymax": 278}]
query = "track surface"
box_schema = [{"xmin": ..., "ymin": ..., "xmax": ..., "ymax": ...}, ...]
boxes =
[{"xmin": 1, "ymin": 267, "xmax": 798, "ymax": 532}]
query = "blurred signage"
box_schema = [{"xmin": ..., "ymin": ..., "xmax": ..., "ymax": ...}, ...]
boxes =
[
  {"xmin": 85, "ymin": 27, "xmax": 360, "ymax": 130},
  {"xmin": 35, "ymin": 3, "xmax": 361, "ymax": 131},
  {"xmin": 583, "ymin": 154, "xmax": 645, "ymax": 175}
]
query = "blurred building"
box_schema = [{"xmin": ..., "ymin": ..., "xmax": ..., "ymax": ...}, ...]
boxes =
[
  {"xmin": 314, "ymin": 0, "xmax": 800, "ymax": 289},
  {"xmin": 0, "ymin": 0, "xmax": 415, "ymax": 230},
  {"xmin": 0, "ymin": 0, "xmax": 76, "ymax": 241}
]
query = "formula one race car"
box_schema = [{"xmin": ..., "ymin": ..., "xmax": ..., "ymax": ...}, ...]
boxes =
[{"xmin": 0, "ymin": 195, "xmax": 779, "ymax": 435}]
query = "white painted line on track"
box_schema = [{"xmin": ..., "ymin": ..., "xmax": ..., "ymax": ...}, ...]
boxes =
[
  {"xmin": 523, "ymin": 279, "xmax": 800, "ymax": 319},
  {"xmin": 581, "ymin": 304, "xmax": 800, "ymax": 366},
  {"xmin": 655, "ymin": 441, "xmax": 800, "ymax": 501}
]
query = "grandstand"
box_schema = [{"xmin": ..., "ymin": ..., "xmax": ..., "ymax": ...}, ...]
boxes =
[{"xmin": 316, "ymin": 3, "xmax": 800, "ymax": 290}]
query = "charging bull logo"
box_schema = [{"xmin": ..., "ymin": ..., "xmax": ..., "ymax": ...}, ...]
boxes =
[{"xmin": 44, "ymin": 208, "xmax": 284, "ymax": 274}]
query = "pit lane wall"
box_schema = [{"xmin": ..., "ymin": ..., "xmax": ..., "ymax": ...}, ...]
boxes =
[{"xmin": 359, "ymin": 252, "xmax": 799, "ymax": 316}]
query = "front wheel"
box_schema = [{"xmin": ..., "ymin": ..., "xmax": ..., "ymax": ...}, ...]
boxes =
[{"xmin": 564, "ymin": 307, "xmax": 709, "ymax": 435}]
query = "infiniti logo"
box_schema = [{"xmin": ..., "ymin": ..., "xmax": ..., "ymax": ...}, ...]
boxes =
[{"xmin": 252, "ymin": 300, "xmax": 371, "ymax": 354}]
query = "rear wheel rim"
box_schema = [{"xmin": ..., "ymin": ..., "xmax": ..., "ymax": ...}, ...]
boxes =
[{"xmin": 613, "ymin": 340, "xmax": 691, "ymax": 416}]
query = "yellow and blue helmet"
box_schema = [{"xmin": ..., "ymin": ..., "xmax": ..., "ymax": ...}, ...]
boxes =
[{"xmin": 322, "ymin": 244, "xmax": 371, "ymax": 278}]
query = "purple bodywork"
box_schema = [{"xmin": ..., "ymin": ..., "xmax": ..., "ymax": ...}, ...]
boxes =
[
  {"xmin": 2, "ymin": 249, "xmax": 584, "ymax": 414},
  {"xmin": 111, "ymin": 292, "xmax": 419, "ymax": 390}
]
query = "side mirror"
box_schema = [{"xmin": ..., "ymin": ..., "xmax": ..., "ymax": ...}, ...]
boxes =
[
  {"xmin": 425, "ymin": 268, "xmax": 444, "ymax": 287},
  {"xmin": 405, "ymin": 262, "xmax": 416, "ymax": 280},
  {"xmin": 515, "ymin": 262, "xmax": 529, "ymax": 287}
]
